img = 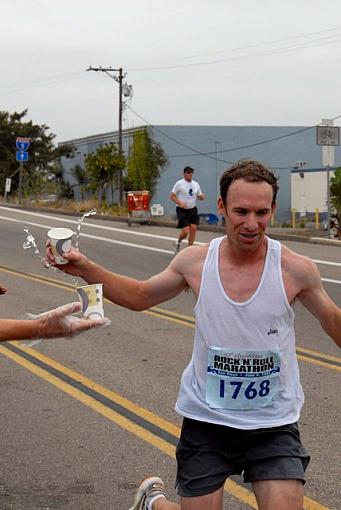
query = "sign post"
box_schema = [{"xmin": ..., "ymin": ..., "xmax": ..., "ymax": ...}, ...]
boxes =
[
  {"xmin": 15, "ymin": 137, "xmax": 30, "ymax": 204},
  {"xmin": 316, "ymin": 120, "xmax": 340, "ymax": 238}
]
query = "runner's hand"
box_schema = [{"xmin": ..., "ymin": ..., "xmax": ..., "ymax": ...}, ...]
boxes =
[{"xmin": 45, "ymin": 244, "xmax": 92, "ymax": 278}]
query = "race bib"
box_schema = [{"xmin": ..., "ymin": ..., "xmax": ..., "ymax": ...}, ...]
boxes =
[{"xmin": 206, "ymin": 347, "xmax": 281, "ymax": 410}]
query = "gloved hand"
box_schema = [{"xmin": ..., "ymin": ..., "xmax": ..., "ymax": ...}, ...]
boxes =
[{"xmin": 30, "ymin": 302, "xmax": 110, "ymax": 339}]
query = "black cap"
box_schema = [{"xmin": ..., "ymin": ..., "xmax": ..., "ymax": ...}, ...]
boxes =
[{"xmin": 183, "ymin": 166, "xmax": 194, "ymax": 173}]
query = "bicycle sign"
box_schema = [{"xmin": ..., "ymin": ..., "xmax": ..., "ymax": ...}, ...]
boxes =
[{"xmin": 316, "ymin": 125, "xmax": 340, "ymax": 146}]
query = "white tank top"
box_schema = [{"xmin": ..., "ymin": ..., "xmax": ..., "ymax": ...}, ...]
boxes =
[{"xmin": 175, "ymin": 236, "xmax": 304, "ymax": 429}]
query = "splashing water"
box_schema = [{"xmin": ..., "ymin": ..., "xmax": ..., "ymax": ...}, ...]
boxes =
[
  {"xmin": 23, "ymin": 209, "xmax": 97, "ymax": 287},
  {"xmin": 23, "ymin": 227, "xmax": 40, "ymax": 255},
  {"xmin": 23, "ymin": 225, "xmax": 55, "ymax": 270},
  {"xmin": 75, "ymin": 208, "xmax": 97, "ymax": 249},
  {"xmin": 23, "ymin": 226, "xmax": 79, "ymax": 287}
]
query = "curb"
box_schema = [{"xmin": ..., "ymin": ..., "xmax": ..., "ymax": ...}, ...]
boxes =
[{"xmin": 309, "ymin": 237, "xmax": 341, "ymax": 247}]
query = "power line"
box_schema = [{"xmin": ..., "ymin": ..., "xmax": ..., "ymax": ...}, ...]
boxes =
[
  {"xmin": 128, "ymin": 26, "xmax": 341, "ymax": 68},
  {"xmin": 2, "ymin": 28, "xmax": 341, "ymax": 94},
  {"xmin": 127, "ymin": 105, "xmax": 341, "ymax": 167},
  {"xmin": 0, "ymin": 71, "xmax": 85, "ymax": 94},
  {"xmin": 127, "ymin": 30, "xmax": 341, "ymax": 72},
  {"xmin": 126, "ymin": 105, "xmax": 234, "ymax": 165}
]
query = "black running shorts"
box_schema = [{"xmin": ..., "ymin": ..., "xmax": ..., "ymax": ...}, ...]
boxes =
[
  {"xmin": 176, "ymin": 207, "xmax": 199, "ymax": 228},
  {"xmin": 175, "ymin": 417, "xmax": 310, "ymax": 497}
]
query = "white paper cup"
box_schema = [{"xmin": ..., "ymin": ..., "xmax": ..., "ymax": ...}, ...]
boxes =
[
  {"xmin": 76, "ymin": 284, "xmax": 104, "ymax": 319},
  {"xmin": 47, "ymin": 227, "xmax": 74, "ymax": 264}
]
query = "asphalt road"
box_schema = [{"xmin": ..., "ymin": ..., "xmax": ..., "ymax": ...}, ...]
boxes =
[{"xmin": 0, "ymin": 206, "xmax": 339, "ymax": 510}]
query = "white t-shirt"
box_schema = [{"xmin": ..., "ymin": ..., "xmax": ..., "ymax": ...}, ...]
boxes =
[{"xmin": 171, "ymin": 178, "xmax": 202, "ymax": 209}]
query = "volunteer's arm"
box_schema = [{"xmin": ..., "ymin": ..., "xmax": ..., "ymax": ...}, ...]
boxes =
[{"xmin": 0, "ymin": 302, "xmax": 105, "ymax": 341}]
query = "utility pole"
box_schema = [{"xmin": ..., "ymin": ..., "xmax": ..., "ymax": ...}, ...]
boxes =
[
  {"xmin": 87, "ymin": 66, "xmax": 129, "ymax": 206},
  {"xmin": 15, "ymin": 137, "xmax": 30, "ymax": 205}
]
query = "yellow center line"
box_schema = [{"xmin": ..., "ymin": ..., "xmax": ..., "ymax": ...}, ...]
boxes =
[
  {"xmin": 0, "ymin": 343, "xmax": 175, "ymax": 457},
  {"xmin": 12, "ymin": 341, "xmax": 180, "ymax": 437},
  {"xmin": 297, "ymin": 354, "xmax": 341, "ymax": 372},
  {"xmin": 296, "ymin": 346, "xmax": 341, "ymax": 363}
]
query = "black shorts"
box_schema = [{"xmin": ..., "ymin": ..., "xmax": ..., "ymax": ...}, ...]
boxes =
[
  {"xmin": 175, "ymin": 417, "xmax": 310, "ymax": 497},
  {"xmin": 176, "ymin": 207, "xmax": 199, "ymax": 229}
]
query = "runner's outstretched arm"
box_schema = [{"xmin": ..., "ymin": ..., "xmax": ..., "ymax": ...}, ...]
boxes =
[
  {"xmin": 45, "ymin": 247, "xmax": 189, "ymax": 311},
  {"xmin": 295, "ymin": 256, "xmax": 341, "ymax": 347}
]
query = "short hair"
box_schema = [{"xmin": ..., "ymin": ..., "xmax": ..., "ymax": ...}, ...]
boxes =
[
  {"xmin": 220, "ymin": 160, "xmax": 278, "ymax": 206},
  {"xmin": 183, "ymin": 166, "xmax": 194, "ymax": 173}
]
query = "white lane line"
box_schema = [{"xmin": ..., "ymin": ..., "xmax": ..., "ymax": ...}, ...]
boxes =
[
  {"xmin": 0, "ymin": 206, "xmax": 179, "ymax": 242},
  {"xmin": 313, "ymin": 259, "xmax": 341, "ymax": 267},
  {"xmin": 0, "ymin": 215, "xmax": 174, "ymax": 255},
  {"xmin": 0, "ymin": 210, "xmax": 340, "ymax": 270},
  {"xmin": 321, "ymin": 278, "xmax": 341, "ymax": 285}
]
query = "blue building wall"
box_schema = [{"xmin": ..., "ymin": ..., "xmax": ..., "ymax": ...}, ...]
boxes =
[{"xmin": 59, "ymin": 125, "xmax": 341, "ymax": 222}]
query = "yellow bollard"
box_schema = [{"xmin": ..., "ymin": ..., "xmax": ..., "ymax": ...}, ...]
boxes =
[
  {"xmin": 315, "ymin": 208, "xmax": 319, "ymax": 230},
  {"xmin": 292, "ymin": 208, "xmax": 296, "ymax": 228}
]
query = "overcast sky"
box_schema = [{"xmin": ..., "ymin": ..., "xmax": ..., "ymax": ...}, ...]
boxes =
[{"xmin": 2, "ymin": 0, "xmax": 341, "ymax": 143}]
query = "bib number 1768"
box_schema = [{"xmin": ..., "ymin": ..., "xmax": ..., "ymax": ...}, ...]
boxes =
[{"xmin": 220, "ymin": 379, "xmax": 271, "ymax": 400}]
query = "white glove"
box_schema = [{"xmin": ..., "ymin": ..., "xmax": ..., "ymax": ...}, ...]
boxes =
[{"xmin": 28, "ymin": 302, "xmax": 110, "ymax": 340}]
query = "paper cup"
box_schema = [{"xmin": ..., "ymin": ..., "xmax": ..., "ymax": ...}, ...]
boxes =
[
  {"xmin": 47, "ymin": 227, "xmax": 74, "ymax": 264},
  {"xmin": 77, "ymin": 284, "xmax": 104, "ymax": 319}
]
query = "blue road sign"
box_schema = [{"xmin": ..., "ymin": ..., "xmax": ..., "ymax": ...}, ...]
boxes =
[
  {"xmin": 16, "ymin": 141, "xmax": 30, "ymax": 151},
  {"xmin": 16, "ymin": 138, "xmax": 30, "ymax": 151},
  {"xmin": 16, "ymin": 151, "xmax": 28, "ymax": 162}
]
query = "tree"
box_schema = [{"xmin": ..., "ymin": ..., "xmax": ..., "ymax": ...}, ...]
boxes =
[
  {"xmin": 0, "ymin": 109, "xmax": 74, "ymax": 198},
  {"xmin": 330, "ymin": 167, "xmax": 341, "ymax": 238},
  {"xmin": 84, "ymin": 143, "xmax": 125, "ymax": 206},
  {"xmin": 126, "ymin": 128, "xmax": 168, "ymax": 196},
  {"xmin": 70, "ymin": 164, "xmax": 88, "ymax": 201}
]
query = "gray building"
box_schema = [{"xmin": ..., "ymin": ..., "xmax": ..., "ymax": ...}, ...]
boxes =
[{"xmin": 59, "ymin": 125, "xmax": 341, "ymax": 223}]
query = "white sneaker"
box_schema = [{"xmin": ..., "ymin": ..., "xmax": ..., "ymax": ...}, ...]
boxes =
[
  {"xmin": 174, "ymin": 241, "xmax": 181, "ymax": 254},
  {"xmin": 129, "ymin": 476, "xmax": 166, "ymax": 510}
]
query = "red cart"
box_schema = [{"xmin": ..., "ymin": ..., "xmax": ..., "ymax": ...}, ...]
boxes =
[{"xmin": 127, "ymin": 190, "xmax": 152, "ymax": 227}]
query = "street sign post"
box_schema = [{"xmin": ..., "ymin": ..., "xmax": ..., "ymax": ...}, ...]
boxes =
[
  {"xmin": 15, "ymin": 137, "xmax": 30, "ymax": 204},
  {"xmin": 322, "ymin": 145, "xmax": 335, "ymax": 167},
  {"xmin": 316, "ymin": 120, "xmax": 340, "ymax": 238}
]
